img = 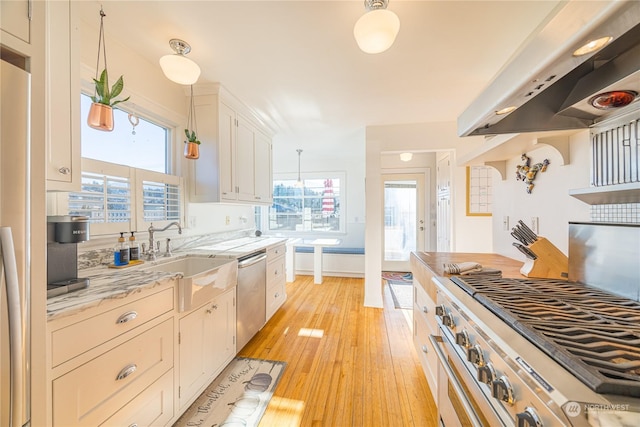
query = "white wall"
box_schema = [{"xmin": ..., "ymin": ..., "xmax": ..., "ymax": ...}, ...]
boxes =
[{"xmin": 492, "ymin": 130, "xmax": 591, "ymax": 259}]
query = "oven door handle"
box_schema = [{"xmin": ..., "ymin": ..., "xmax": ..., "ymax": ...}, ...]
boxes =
[{"xmin": 429, "ymin": 334, "xmax": 485, "ymax": 427}]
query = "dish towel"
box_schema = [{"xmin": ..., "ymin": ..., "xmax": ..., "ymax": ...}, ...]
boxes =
[{"xmin": 444, "ymin": 262, "xmax": 483, "ymax": 275}]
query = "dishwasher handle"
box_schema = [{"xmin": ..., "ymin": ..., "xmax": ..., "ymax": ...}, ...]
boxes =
[{"xmin": 238, "ymin": 252, "xmax": 267, "ymax": 268}]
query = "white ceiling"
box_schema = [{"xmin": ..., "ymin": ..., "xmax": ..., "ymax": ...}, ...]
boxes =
[{"xmin": 78, "ymin": 1, "xmax": 562, "ymax": 150}]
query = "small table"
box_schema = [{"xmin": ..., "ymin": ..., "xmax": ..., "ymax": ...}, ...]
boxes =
[{"xmin": 308, "ymin": 238, "xmax": 341, "ymax": 284}]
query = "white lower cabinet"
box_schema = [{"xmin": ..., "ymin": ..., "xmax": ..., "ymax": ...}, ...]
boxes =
[
  {"xmin": 412, "ymin": 269, "xmax": 439, "ymax": 403},
  {"xmin": 178, "ymin": 286, "xmax": 236, "ymax": 410},
  {"xmin": 52, "ymin": 318, "xmax": 174, "ymax": 426},
  {"xmin": 266, "ymin": 243, "xmax": 286, "ymax": 321},
  {"xmin": 48, "ymin": 283, "xmax": 175, "ymax": 427}
]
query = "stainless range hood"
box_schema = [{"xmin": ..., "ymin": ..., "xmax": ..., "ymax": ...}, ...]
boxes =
[{"xmin": 458, "ymin": 0, "xmax": 640, "ymax": 137}]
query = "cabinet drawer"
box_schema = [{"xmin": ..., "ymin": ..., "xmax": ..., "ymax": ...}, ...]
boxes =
[
  {"xmin": 414, "ymin": 312, "xmax": 438, "ymax": 402},
  {"xmin": 414, "ymin": 283, "xmax": 437, "ymax": 336},
  {"xmin": 51, "ymin": 287, "xmax": 174, "ymax": 367},
  {"xmin": 266, "ymin": 254, "xmax": 286, "ymax": 286},
  {"xmin": 266, "ymin": 280, "xmax": 286, "ymax": 320},
  {"xmin": 267, "ymin": 243, "xmax": 286, "ymax": 260},
  {"xmin": 100, "ymin": 369, "xmax": 174, "ymax": 427},
  {"xmin": 53, "ymin": 318, "xmax": 174, "ymax": 426}
]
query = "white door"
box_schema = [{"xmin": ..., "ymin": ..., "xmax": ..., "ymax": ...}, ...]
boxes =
[{"xmin": 382, "ymin": 173, "xmax": 425, "ymax": 272}]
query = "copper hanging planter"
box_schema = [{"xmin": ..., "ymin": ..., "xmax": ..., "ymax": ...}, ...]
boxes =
[
  {"xmin": 184, "ymin": 141, "xmax": 200, "ymax": 159},
  {"xmin": 184, "ymin": 85, "xmax": 200, "ymax": 160},
  {"xmin": 87, "ymin": 102, "xmax": 114, "ymax": 131}
]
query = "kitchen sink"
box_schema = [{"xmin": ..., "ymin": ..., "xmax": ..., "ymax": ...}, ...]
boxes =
[{"xmin": 144, "ymin": 256, "xmax": 238, "ymax": 312}]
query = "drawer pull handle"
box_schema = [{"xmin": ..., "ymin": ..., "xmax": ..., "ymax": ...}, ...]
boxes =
[
  {"xmin": 129, "ymin": 424, "xmax": 138, "ymax": 427},
  {"xmin": 116, "ymin": 311, "xmax": 138, "ymax": 324},
  {"xmin": 206, "ymin": 304, "xmax": 218, "ymax": 314},
  {"xmin": 116, "ymin": 364, "xmax": 137, "ymax": 381},
  {"xmin": 274, "ymin": 292, "xmax": 280, "ymax": 298},
  {"xmin": 58, "ymin": 166, "xmax": 71, "ymax": 175}
]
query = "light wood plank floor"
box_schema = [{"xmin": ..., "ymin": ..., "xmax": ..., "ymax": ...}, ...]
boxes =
[{"xmin": 238, "ymin": 275, "xmax": 438, "ymax": 426}]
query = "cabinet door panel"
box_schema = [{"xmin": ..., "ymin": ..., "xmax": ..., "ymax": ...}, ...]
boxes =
[
  {"xmin": 0, "ymin": 0, "xmax": 30, "ymax": 43},
  {"xmin": 219, "ymin": 102, "xmax": 236, "ymax": 200},
  {"xmin": 254, "ymin": 131, "xmax": 272, "ymax": 203},
  {"xmin": 236, "ymin": 116, "xmax": 256, "ymax": 201},
  {"xmin": 179, "ymin": 303, "xmax": 215, "ymax": 408}
]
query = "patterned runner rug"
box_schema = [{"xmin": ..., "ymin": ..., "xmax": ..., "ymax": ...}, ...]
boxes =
[
  {"xmin": 382, "ymin": 272, "xmax": 413, "ymax": 310},
  {"xmin": 173, "ymin": 357, "xmax": 286, "ymax": 427}
]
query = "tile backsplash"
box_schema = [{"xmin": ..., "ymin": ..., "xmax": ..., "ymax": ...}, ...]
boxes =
[{"xmin": 590, "ymin": 203, "xmax": 640, "ymax": 223}]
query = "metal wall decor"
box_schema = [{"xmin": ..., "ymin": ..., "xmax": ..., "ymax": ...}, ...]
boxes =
[{"xmin": 515, "ymin": 153, "xmax": 549, "ymax": 193}]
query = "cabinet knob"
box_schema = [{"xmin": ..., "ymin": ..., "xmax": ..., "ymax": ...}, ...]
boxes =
[
  {"xmin": 116, "ymin": 311, "xmax": 138, "ymax": 324},
  {"xmin": 116, "ymin": 363, "xmax": 137, "ymax": 381},
  {"xmin": 421, "ymin": 345, "xmax": 428, "ymax": 353},
  {"xmin": 422, "ymin": 305, "xmax": 428, "ymax": 313},
  {"xmin": 274, "ymin": 292, "xmax": 280, "ymax": 298},
  {"xmin": 58, "ymin": 166, "xmax": 71, "ymax": 175}
]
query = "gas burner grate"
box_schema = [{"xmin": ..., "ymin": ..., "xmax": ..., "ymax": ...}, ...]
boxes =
[
  {"xmin": 513, "ymin": 322, "xmax": 640, "ymax": 396},
  {"xmin": 450, "ymin": 276, "xmax": 640, "ymax": 397},
  {"xmin": 475, "ymin": 294, "xmax": 614, "ymax": 324}
]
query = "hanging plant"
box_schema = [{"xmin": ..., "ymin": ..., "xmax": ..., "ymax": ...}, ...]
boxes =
[
  {"xmin": 184, "ymin": 85, "xmax": 200, "ymax": 159},
  {"xmin": 86, "ymin": 8, "xmax": 130, "ymax": 132}
]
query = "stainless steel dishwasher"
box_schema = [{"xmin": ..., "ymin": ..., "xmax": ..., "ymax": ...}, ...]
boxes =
[{"xmin": 236, "ymin": 249, "xmax": 267, "ymax": 351}]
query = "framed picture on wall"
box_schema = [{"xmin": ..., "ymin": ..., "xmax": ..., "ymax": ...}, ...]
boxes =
[{"xmin": 466, "ymin": 166, "xmax": 492, "ymax": 216}]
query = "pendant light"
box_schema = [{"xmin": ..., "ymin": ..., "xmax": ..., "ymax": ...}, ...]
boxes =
[
  {"xmin": 354, "ymin": 0, "xmax": 400, "ymax": 54},
  {"xmin": 296, "ymin": 149, "xmax": 303, "ymax": 187},
  {"xmin": 159, "ymin": 39, "xmax": 201, "ymax": 85}
]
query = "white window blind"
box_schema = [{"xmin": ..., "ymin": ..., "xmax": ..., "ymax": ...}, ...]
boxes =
[
  {"xmin": 65, "ymin": 159, "xmax": 183, "ymax": 236},
  {"xmin": 135, "ymin": 169, "xmax": 183, "ymax": 231},
  {"xmin": 142, "ymin": 181, "xmax": 181, "ymax": 222},
  {"xmin": 69, "ymin": 172, "xmax": 132, "ymax": 223}
]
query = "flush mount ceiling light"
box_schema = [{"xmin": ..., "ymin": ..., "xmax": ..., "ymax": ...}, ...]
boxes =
[
  {"xmin": 400, "ymin": 152, "xmax": 413, "ymax": 162},
  {"xmin": 573, "ymin": 36, "xmax": 613, "ymax": 57},
  {"xmin": 495, "ymin": 106, "xmax": 517, "ymax": 115},
  {"xmin": 159, "ymin": 39, "xmax": 201, "ymax": 85},
  {"xmin": 354, "ymin": 0, "xmax": 400, "ymax": 54}
]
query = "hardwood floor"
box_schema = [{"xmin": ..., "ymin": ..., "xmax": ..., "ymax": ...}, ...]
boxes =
[{"xmin": 238, "ymin": 275, "xmax": 438, "ymax": 426}]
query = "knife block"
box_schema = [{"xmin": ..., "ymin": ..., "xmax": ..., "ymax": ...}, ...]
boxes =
[{"xmin": 520, "ymin": 237, "xmax": 569, "ymax": 280}]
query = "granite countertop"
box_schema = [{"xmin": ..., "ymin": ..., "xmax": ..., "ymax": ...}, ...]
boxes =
[{"xmin": 47, "ymin": 236, "xmax": 288, "ymax": 321}]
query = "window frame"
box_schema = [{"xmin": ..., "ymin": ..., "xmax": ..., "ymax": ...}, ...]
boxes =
[{"xmin": 267, "ymin": 171, "xmax": 346, "ymax": 235}]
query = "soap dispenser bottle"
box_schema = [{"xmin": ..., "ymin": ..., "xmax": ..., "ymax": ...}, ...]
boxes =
[
  {"xmin": 129, "ymin": 231, "xmax": 140, "ymax": 261},
  {"xmin": 114, "ymin": 232, "xmax": 130, "ymax": 266}
]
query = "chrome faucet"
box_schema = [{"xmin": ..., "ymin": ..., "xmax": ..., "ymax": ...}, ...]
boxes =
[{"xmin": 147, "ymin": 222, "xmax": 182, "ymax": 260}]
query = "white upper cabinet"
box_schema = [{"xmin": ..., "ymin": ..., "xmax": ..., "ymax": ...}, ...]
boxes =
[
  {"xmin": 190, "ymin": 84, "xmax": 273, "ymax": 205},
  {"xmin": 1, "ymin": 0, "xmax": 31, "ymax": 44},
  {"xmin": 45, "ymin": 0, "xmax": 80, "ymax": 191}
]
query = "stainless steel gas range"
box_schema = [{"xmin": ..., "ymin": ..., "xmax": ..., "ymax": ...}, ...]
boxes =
[
  {"xmin": 413, "ymin": 223, "xmax": 640, "ymax": 427},
  {"xmin": 432, "ymin": 274, "xmax": 640, "ymax": 426}
]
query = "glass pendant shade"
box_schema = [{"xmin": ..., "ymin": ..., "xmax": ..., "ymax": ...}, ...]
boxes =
[
  {"xmin": 354, "ymin": 9, "xmax": 400, "ymax": 54},
  {"xmin": 159, "ymin": 54, "xmax": 201, "ymax": 85}
]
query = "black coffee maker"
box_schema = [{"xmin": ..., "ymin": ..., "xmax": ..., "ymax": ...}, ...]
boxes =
[{"xmin": 47, "ymin": 215, "xmax": 90, "ymax": 298}]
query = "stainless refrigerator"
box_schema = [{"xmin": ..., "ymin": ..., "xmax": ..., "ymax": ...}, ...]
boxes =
[{"xmin": 1, "ymin": 58, "xmax": 31, "ymax": 427}]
